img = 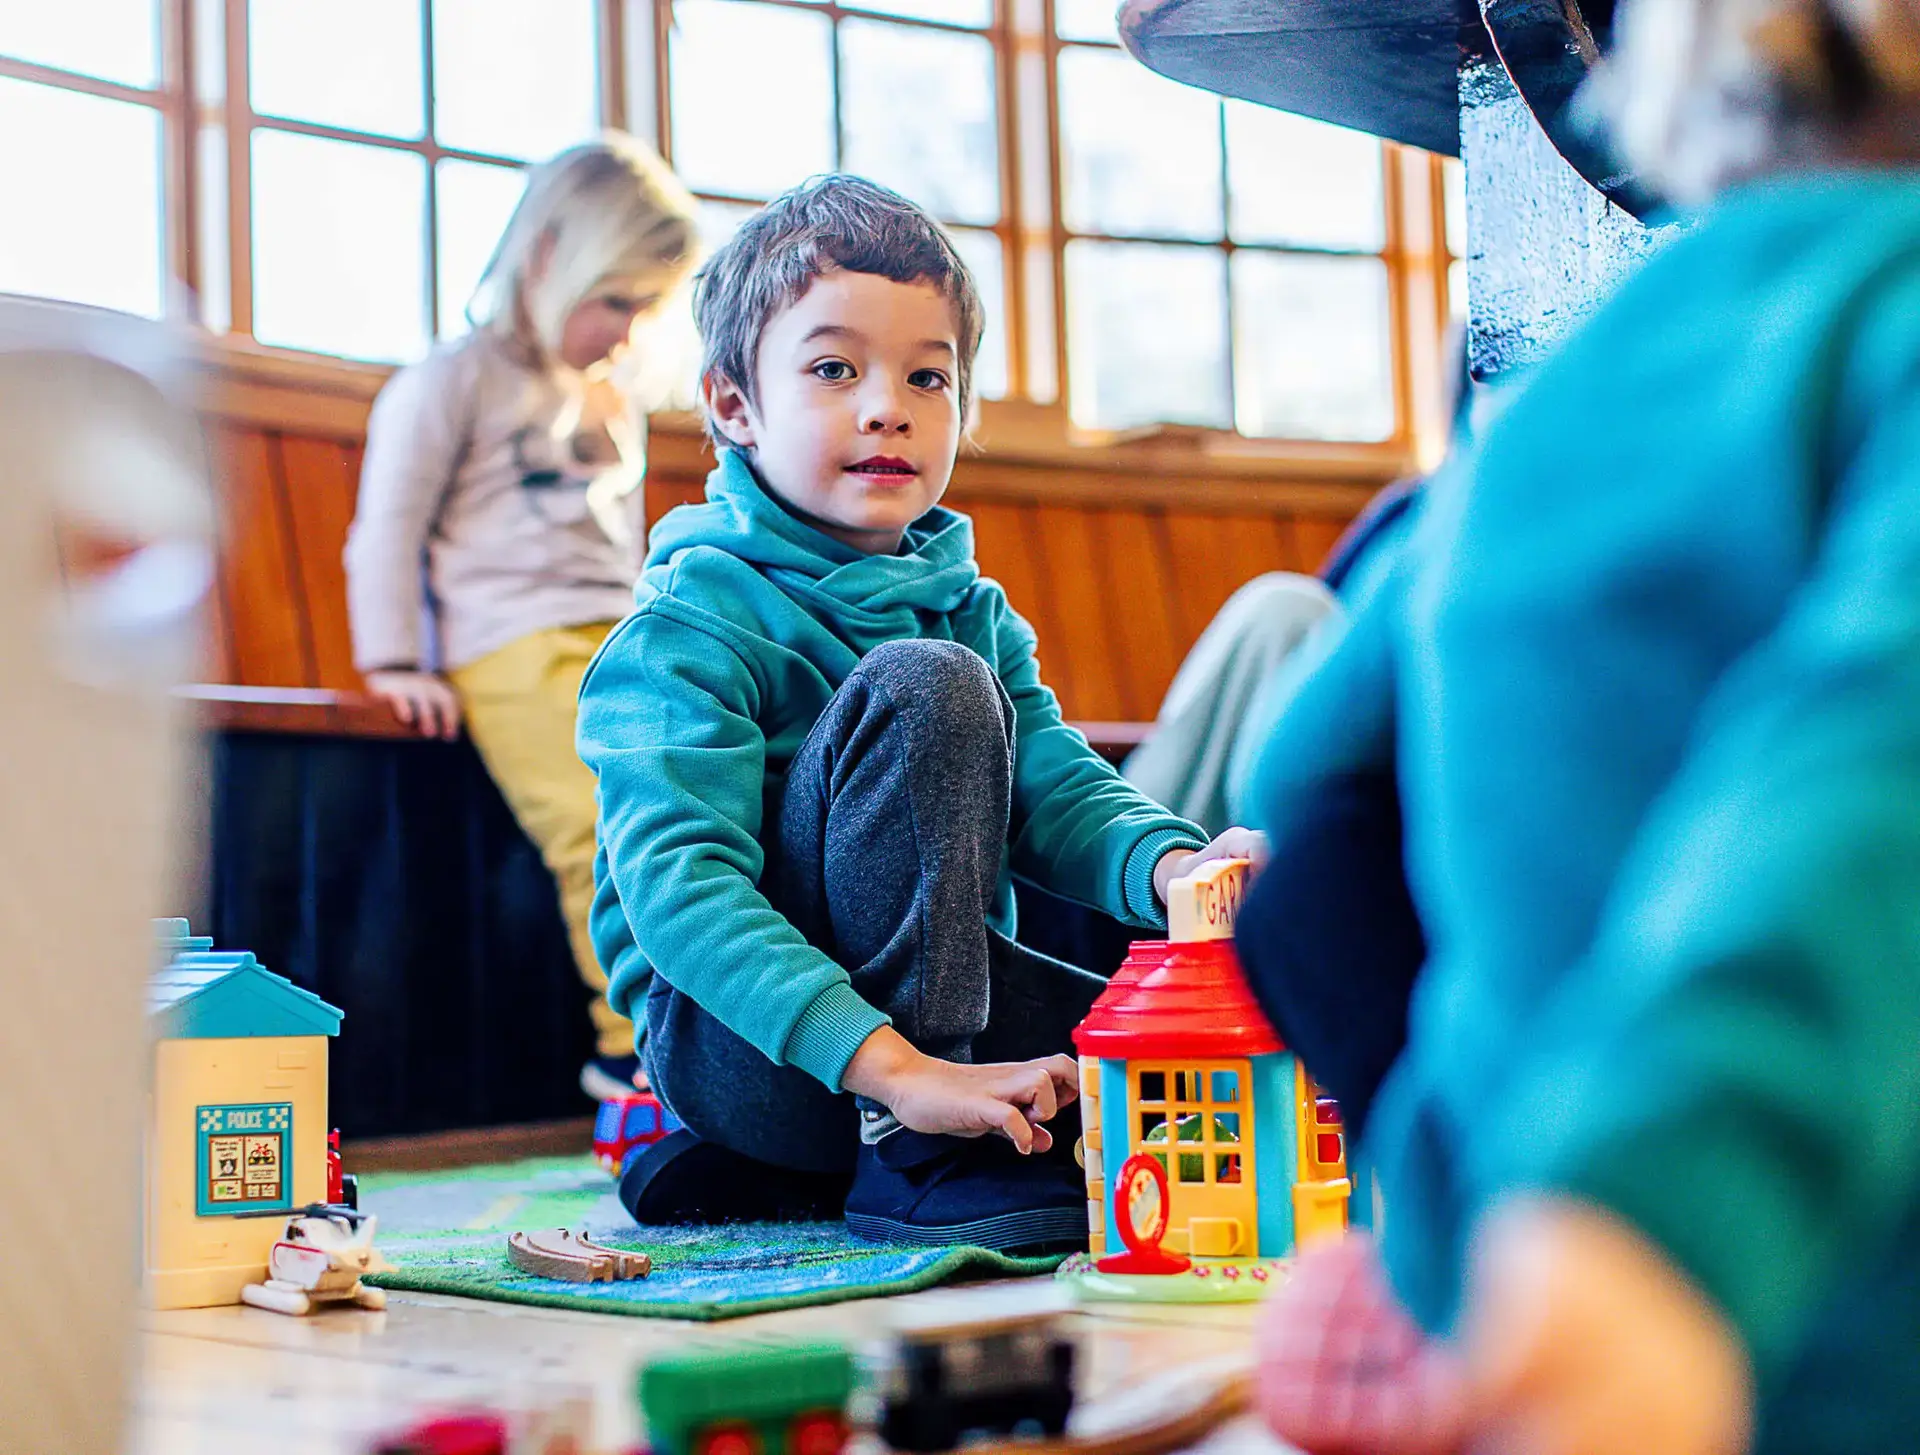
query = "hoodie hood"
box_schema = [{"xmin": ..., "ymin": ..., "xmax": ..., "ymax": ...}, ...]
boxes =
[{"xmin": 644, "ymin": 448, "xmax": 980, "ymax": 623}]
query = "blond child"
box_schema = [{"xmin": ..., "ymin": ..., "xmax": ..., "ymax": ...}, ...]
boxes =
[{"xmin": 344, "ymin": 136, "xmax": 698, "ymax": 1102}]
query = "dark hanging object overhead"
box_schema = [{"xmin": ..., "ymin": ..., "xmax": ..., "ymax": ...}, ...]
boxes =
[
  {"xmin": 1116, "ymin": 0, "xmax": 1662, "ymax": 216},
  {"xmin": 1477, "ymin": 0, "xmax": 1663, "ymax": 218},
  {"xmin": 1117, "ymin": 0, "xmax": 1471, "ymax": 157}
]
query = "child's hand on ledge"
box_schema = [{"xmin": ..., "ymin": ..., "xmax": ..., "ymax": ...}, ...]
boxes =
[
  {"xmin": 365, "ymin": 668, "xmax": 462, "ymax": 740},
  {"xmin": 842, "ymin": 1027, "xmax": 1079, "ymax": 1154},
  {"xmin": 1153, "ymin": 826, "xmax": 1269, "ymax": 906},
  {"xmin": 1460, "ymin": 1196, "xmax": 1754, "ymax": 1455}
]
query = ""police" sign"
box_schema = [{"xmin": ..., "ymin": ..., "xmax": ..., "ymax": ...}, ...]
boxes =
[{"xmin": 195, "ymin": 1102, "xmax": 292, "ymax": 1217}]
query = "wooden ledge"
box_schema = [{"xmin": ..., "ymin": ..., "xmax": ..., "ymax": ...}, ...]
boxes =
[
  {"xmin": 181, "ymin": 683, "xmax": 1155, "ymax": 762},
  {"xmin": 177, "ymin": 684, "xmax": 427, "ymax": 739}
]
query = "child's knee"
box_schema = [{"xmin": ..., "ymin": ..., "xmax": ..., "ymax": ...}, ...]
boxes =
[{"xmin": 854, "ymin": 639, "xmax": 1010, "ymax": 741}]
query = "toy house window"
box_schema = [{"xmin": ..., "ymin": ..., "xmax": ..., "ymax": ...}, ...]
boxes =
[{"xmin": 1133, "ymin": 1062, "xmax": 1246, "ymax": 1187}]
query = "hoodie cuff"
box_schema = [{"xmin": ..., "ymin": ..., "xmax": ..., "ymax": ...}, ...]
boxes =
[
  {"xmin": 1123, "ymin": 827, "xmax": 1208, "ymax": 930},
  {"xmin": 782, "ymin": 981, "xmax": 892, "ymax": 1091}
]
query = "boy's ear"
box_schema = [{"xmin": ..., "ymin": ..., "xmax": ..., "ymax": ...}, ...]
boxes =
[{"xmin": 703, "ymin": 371, "xmax": 757, "ymax": 449}]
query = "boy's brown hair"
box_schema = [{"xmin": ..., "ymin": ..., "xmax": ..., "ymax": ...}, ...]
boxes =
[{"xmin": 692, "ymin": 174, "xmax": 986, "ymax": 439}]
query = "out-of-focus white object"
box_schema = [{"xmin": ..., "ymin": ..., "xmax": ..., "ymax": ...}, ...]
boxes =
[{"xmin": 0, "ymin": 294, "xmax": 213, "ymax": 1454}]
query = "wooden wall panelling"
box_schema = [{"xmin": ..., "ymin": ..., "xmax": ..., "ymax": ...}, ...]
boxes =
[
  {"xmin": 1292, "ymin": 511, "xmax": 1356, "ymax": 575},
  {"xmin": 1158, "ymin": 511, "xmax": 1256, "ymax": 651},
  {"xmin": 968, "ymin": 498, "xmax": 1080, "ymax": 716},
  {"xmin": 207, "ymin": 422, "xmax": 315, "ymax": 688},
  {"xmin": 965, "ymin": 500, "xmax": 1046, "ymax": 630},
  {"xmin": 1090, "ymin": 509, "xmax": 1182, "ymax": 722},
  {"xmin": 199, "ymin": 553, "xmax": 237, "ymax": 682},
  {"xmin": 1029, "ymin": 504, "xmax": 1125, "ymax": 722},
  {"xmin": 275, "ymin": 434, "xmax": 365, "ymax": 691}
]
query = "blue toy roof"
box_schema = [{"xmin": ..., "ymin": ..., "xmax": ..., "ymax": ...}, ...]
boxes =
[{"xmin": 150, "ymin": 919, "xmax": 342, "ymax": 1040}]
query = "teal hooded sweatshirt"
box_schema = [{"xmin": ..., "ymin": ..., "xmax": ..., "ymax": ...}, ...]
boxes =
[
  {"xmin": 577, "ymin": 450, "xmax": 1204, "ymax": 1092},
  {"xmin": 1244, "ymin": 169, "xmax": 1920, "ymax": 1443}
]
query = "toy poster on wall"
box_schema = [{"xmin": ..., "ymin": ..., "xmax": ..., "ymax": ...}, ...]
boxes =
[{"xmin": 195, "ymin": 1102, "xmax": 292, "ymax": 1216}]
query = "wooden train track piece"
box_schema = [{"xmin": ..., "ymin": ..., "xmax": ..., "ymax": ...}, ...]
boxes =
[{"xmin": 505, "ymin": 1228, "xmax": 651, "ymax": 1283}]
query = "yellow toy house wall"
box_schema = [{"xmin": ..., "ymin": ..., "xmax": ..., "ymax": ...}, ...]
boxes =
[{"xmin": 147, "ymin": 1035, "xmax": 329, "ymax": 1310}]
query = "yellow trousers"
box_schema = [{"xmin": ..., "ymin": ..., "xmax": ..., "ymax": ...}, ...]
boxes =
[{"xmin": 449, "ymin": 620, "xmax": 627, "ymax": 1058}]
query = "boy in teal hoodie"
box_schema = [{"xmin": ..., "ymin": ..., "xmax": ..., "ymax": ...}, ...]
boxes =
[{"xmin": 577, "ymin": 175, "xmax": 1251, "ymax": 1250}]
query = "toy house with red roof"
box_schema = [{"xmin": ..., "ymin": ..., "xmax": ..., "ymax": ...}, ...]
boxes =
[{"xmin": 1073, "ymin": 860, "xmax": 1351, "ymax": 1263}]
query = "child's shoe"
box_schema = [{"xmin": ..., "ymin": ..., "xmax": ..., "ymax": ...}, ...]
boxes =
[
  {"xmin": 618, "ymin": 1127, "xmax": 853, "ymax": 1225},
  {"xmin": 580, "ymin": 1053, "xmax": 646, "ymax": 1102},
  {"xmin": 842, "ymin": 1128, "xmax": 1089, "ymax": 1255}
]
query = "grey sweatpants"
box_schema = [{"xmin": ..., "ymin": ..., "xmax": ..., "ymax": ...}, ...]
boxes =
[{"xmin": 643, "ymin": 639, "xmax": 1109, "ymax": 1174}]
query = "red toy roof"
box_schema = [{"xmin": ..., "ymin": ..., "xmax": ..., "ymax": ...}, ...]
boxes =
[{"xmin": 1073, "ymin": 939, "xmax": 1283, "ymax": 1060}]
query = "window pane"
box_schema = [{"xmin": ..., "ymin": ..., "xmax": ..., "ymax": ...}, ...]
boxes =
[
  {"xmin": 1054, "ymin": 0, "xmax": 1118, "ymax": 42},
  {"xmin": 1066, "ymin": 240, "xmax": 1228, "ymax": 431},
  {"xmin": 949, "ymin": 228, "xmax": 1006, "ymax": 402},
  {"xmin": 1444, "ymin": 156, "xmax": 1466, "ymax": 257},
  {"xmin": 669, "ymin": 0, "xmax": 834, "ymax": 199},
  {"xmin": 0, "ymin": 0, "xmax": 157, "ymax": 88},
  {"xmin": 194, "ymin": 0, "xmax": 224, "ymax": 103},
  {"xmin": 698, "ymin": 199, "xmax": 763, "ymax": 256},
  {"xmin": 841, "ymin": 21, "xmax": 998, "ymax": 226},
  {"xmin": 1058, "ymin": 46, "xmax": 1221, "ymax": 241},
  {"xmin": 1232, "ymin": 252, "xmax": 1393, "ymax": 441},
  {"xmin": 436, "ymin": 159, "xmax": 527, "ymax": 336},
  {"xmin": 0, "ymin": 81, "xmax": 162, "ymax": 317},
  {"xmin": 249, "ymin": 0, "xmax": 424, "ymax": 139},
  {"xmin": 252, "ymin": 129, "xmax": 428, "ymax": 361},
  {"xmin": 1226, "ymin": 104, "xmax": 1384, "ymax": 252},
  {"xmin": 432, "ymin": 0, "xmax": 599, "ymax": 161},
  {"xmin": 844, "ymin": 0, "xmax": 990, "ymax": 26},
  {"xmin": 1449, "ymin": 256, "xmax": 1467, "ymax": 330}
]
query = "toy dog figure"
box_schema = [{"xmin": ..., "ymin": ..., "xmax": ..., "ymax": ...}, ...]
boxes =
[{"xmin": 240, "ymin": 1204, "xmax": 393, "ymax": 1316}]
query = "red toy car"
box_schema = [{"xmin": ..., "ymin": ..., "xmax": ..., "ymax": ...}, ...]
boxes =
[
  {"xmin": 327, "ymin": 1127, "xmax": 358, "ymax": 1209},
  {"xmin": 592, "ymin": 1092, "xmax": 683, "ymax": 1176}
]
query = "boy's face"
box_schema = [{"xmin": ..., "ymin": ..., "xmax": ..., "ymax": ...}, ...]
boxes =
[{"xmin": 708, "ymin": 269, "xmax": 962, "ymax": 554}]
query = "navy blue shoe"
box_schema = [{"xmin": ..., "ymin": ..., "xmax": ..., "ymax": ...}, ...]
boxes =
[
  {"xmin": 619, "ymin": 1128, "xmax": 853, "ymax": 1225},
  {"xmin": 843, "ymin": 1129, "xmax": 1089, "ymax": 1255}
]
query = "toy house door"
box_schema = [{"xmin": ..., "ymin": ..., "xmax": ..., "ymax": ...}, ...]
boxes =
[{"xmin": 1129, "ymin": 1060, "xmax": 1257, "ymax": 1258}]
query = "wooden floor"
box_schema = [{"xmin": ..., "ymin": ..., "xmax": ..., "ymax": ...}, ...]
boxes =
[{"xmin": 133, "ymin": 1271, "xmax": 1288, "ymax": 1455}]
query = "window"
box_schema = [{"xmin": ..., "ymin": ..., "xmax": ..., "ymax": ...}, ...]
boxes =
[
  {"xmin": 1134, "ymin": 1061, "xmax": 1246, "ymax": 1187},
  {"xmin": 661, "ymin": 0, "xmax": 1011, "ymax": 400},
  {"xmin": 0, "ymin": 0, "xmax": 1455, "ymax": 451},
  {"xmin": 0, "ymin": 6, "xmax": 169, "ymax": 317}
]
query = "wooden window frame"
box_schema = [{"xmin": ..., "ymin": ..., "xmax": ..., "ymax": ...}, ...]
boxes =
[{"xmin": 2, "ymin": 0, "xmax": 1453, "ymax": 480}]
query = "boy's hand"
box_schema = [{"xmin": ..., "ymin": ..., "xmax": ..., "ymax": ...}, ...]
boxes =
[
  {"xmin": 1460, "ymin": 1197, "xmax": 1754, "ymax": 1455},
  {"xmin": 842, "ymin": 1027, "xmax": 1079, "ymax": 1154},
  {"xmin": 365, "ymin": 668, "xmax": 462, "ymax": 740},
  {"xmin": 1153, "ymin": 826, "xmax": 1269, "ymax": 905}
]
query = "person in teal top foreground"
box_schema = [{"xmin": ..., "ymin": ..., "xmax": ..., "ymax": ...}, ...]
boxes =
[
  {"xmin": 578, "ymin": 175, "xmax": 1254, "ymax": 1249},
  {"xmin": 1240, "ymin": 1, "xmax": 1920, "ymax": 1452}
]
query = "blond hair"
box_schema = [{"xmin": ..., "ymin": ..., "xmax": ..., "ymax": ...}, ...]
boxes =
[
  {"xmin": 1598, "ymin": 0, "xmax": 1920, "ymax": 203},
  {"xmin": 468, "ymin": 134, "xmax": 699, "ymax": 367}
]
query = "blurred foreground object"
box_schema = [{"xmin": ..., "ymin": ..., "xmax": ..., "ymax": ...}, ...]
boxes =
[{"xmin": 0, "ymin": 296, "xmax": 213, "ymax": 1453}]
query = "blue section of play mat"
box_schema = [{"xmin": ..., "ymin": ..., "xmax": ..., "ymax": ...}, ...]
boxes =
[{"xmin": 360, "ymin": 1156, "xmax": 1062, "ymax": 1320}]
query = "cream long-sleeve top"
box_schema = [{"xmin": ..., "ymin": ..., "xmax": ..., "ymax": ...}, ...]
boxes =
[{"xmin": 344, "ymin": 328, "xmax": 646, "ymax": 674}]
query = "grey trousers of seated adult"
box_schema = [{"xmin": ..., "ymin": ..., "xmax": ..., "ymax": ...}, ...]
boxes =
[{"xmin": 642, "ymin": 638, "xmax": 1110, "ymax": 1175}]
